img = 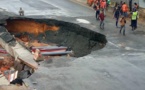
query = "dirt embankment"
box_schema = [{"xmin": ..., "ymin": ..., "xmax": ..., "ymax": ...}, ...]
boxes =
[{"xmin": 5, "ymin": 19, "xmax": 59, "ymax": 35}]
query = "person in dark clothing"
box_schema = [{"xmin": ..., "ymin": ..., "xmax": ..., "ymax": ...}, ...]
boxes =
[
  {"xmin": 114, "ymin": 8, "xmax": 120, "ymax": 27},
  {"xmin": 129, "ymin": 0, "xmax": 132, "ymax": 12},
  {"xmin": 133, "ymin": 3, "xmax": 139, "ymax": 11},
  {"xmin": 119, "ymin": 1, "xmax": 123, "ymax": 15},
  {"xmin": 93, "ymin": 3, "xmax": 100, "ymax": 20},
  {"xmin": 113, "ymin": 2, "xmax": 118, "ymax": 13}
]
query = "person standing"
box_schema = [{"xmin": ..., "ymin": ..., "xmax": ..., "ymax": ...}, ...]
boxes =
[
  {"xmin": 129, "ymin": 0, "xmax": 132, "ymax": 12},
  {"xmin": 133, "ymin": 3, "xmax": 139, "ymax": 11},
  {"xmin": 87, "ymin": 0, "xmax": 94, "ymax": 6},
  {"xmin": 100, "ymin": 0, "xmax": 106, "ymax": 15},
  {"xmin": 93, "ymin": 3, "xmax": 100, "ymax": 20},
  {"xmin": 131, "ymin": 9, "xmax": 138, "ymax": 30},
  {"xmin": 19, "ymin": 7, "xmax": 24, "ymax": 16},
  {"xmin": 106, "ymin": 0, "xmax": 110, "ymax": 11},
  {"xmin": 99, "ymin": 10, "xmax": 105, "ymax": 29},
  {"xmin": 113, "ymin": 2, "xmax": 118, "ymax": 13},
  {"xmin": 119, "ymin": 1, "xmax": 123, "ymax": 15},
  {"xmin": 121, "ymin": 2, "xmax": 128, "ymax": 17},
  {"xmin": 119, "ymin": 17, "xmax": 126, "ymax": 36},
  {"xmin": 114, "ymin": 8, "xmax": 120, "ymax": 28}
]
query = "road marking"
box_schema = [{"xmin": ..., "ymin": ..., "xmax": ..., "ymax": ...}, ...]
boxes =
[
  {"xmin": 125, "ymin": 47, "xmax": 131, "ymax": 50},
  {"xmin": 108, "ymin": 41, "xmax": 120, "ymax": 48},
  {"xmin": 76, "ymin": 19, "xmax": 90, "ymax": 24},
  {"xmin": 109, "ymin": 41, "xmax": 145, "ymax": 52}
]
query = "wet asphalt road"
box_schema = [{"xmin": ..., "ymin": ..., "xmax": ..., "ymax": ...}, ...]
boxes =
[
  {"xmin": 139, "ymin": 0, "xmax": 145, "ymax": 8},
  {"xmin": 0, "ymin": 0, "xmax": 145, "ymax": 90}
]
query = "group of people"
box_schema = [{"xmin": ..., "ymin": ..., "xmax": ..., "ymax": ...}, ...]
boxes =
[
  {"xmin": 93, "ymin": 0, "xmax": 110, "ymax": 29},
  {"xmin": 91, "ymin": 0, "xmax": 139, "ymax": 36},
  {"xmin": 113, "ymin": 1, "xmax": 139, "ymax": 36}
]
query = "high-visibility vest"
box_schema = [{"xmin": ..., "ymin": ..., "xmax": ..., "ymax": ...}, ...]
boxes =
[
  {"xmin": 132, "ymin": 12, "xmax": 138, "ymax": 20},
  {"xmin": 122, "ymin": 4, "xmax": 128, "ymax": 12}
]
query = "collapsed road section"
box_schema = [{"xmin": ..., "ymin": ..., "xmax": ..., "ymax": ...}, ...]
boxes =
[
  {"xmin": 0, "ymin": 17, "xmax": 107, "ymax": 88},
  {"xmin": 5, "ymin": 17, "xmax": 107, "ymax": 57}
]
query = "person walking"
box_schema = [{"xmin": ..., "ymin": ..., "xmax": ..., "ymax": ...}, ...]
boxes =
[
  {"xmin": 121, "ymin": 2, "xmax": 128, "ymax": 17},
  {"xmin": 119, "ymin": 17, "xmax": 126, "ymax": 36},
  {"xmin": 113, "ymin": 2, "xmax": 118, "ymax": 13},
  {"xmin": 131, "ymin": 9, "xmax": 138, "ymax": 30},
  {"xmin": 100, "ymin": 0, "xmax": 106, "ymax": 15},
  {"xmin": 93, "ymin": 3, "xmax": 100, "ymax": 20},
  {"xmin": 119, "ymin": 1, "xmax": 123, "ymax": 15},
  {"xmin": 129, "ymin": 0, "xmax": 132, "ymax": 12},
  {"xmin": 133, "ymin": 3, "xmax": 139, "ymax": 11},
  {"xmin": 114, "ymin": 8, "xmax": 120, "ymax": 28},
  {"xmin": 99, "ymin": 10, "xmax": 105, "ymax": 29},
  {"xmin": 106, "ymin": 0, "xmax": 110, "ymax": 11}
]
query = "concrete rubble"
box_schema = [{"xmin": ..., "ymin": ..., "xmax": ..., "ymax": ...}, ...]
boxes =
[
  {"xmin": 0, "ymin": 23, "xmax": 74, "ymax": 89},
  {"xmin": 0, "ymin": 16, "xmax": 106, "ymax": 89}
]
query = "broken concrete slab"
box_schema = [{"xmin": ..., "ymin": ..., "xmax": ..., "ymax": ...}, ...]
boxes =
[{"xmin": 0, "ymin": 26, "xmax": 38, "ymax": 70}]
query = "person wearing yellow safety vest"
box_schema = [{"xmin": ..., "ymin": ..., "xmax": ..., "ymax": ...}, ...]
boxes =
[{"xmin": 131, "ymin": 9, "xmax": 138, "ymax": 30}]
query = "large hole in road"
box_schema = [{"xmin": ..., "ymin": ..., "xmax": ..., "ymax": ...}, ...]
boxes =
[{"xmin": 5, "ymin": 18, "xmax": 107, "ymax": 57}]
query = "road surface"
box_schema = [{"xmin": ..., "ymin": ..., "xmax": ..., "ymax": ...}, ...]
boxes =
[
  {"xmin": 0, "ymin": 0, "xmax": 145, "ymax": 90},
  {"xmin": 139, "ymin": 0, "xmax": 145, "ymax": 8}
]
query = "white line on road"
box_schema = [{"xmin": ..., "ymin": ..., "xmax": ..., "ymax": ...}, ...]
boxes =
[
  {"xmin": 108, "ymin": 41, "xmax": 145, "ymax": 52},
  {"xmin": 108, "ymin": 41, "xmax": 120, "ymax": 48}
]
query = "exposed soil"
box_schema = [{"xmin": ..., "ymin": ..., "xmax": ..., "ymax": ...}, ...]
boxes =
[{"xmin": 5, "ymin": 18, "xmax": 107, "ymax": 57}]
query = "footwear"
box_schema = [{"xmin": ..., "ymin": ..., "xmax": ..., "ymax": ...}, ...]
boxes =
[
  {"xmin": 116, "ymin": 26, "xmax": 118, "ymax": 28},
  {"xmin": 134, "ymin": 27, "xmax": 137, "ymax": 30},
  {"xmin": 100, "ymin": 26, "xmax": 102, "ymax": 29},
  {"xmin": 132, "ymin": 27, "xmax": 134, "ymax": 31}
]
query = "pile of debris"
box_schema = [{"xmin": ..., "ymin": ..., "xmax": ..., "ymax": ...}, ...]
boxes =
[
  {"xmin": 15, "ymin": 33, "xmax": 73, "ymax": 62},
  {"xmin": 0, "ymin": 26, "xmax": 38, "ymax": 87},
  {"xmin": 0, "ymin": 46, "xmax": 18, "ymax": 85},
  {"xmin": 0, "ymin": 23, "xmax": 73, "ymax": 89}
]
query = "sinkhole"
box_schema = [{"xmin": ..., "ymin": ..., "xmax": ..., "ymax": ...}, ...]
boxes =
[{"xmin": 5, "ymin": 17, "xmax": 107, "ymax": 57}]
